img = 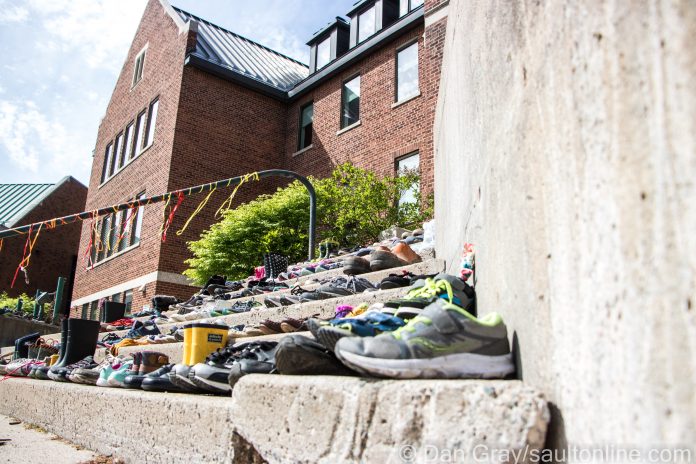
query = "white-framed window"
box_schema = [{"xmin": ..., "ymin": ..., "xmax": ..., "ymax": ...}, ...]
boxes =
[
  {"xmin": 123, "ymin": 122, "xmax": 134, "ymax": 161},
  {"xmin": 316, "ymin": 37, "xmax": 331, "ymax": 70},
  {"xmin": 90, "ymin": 192, "xmax": 145, "ymax": 266},
  {"xmin": 143, "ymin": 98, "xmax": 159, "ymax": 150},
  {"xmin": 298, "ymin": 102, "xmax": 313, "ymax": 150},
  {"xmin": 114, "ymin": 132, "xmax": 125, "ymax": 170},
  {"xmin": 396, "ymin": 41, "xmax": 419, "ymax": 102},
  {"xmin": 132, "ymin": 45, "xmax": 147, "ymax": 87},
  {"xmin": 358, "ymin": 6, "xmax": 376, "ymax": 42},
  {"xmin": 399, "ymin": 0, "xmax": 424, "ymax": 16},
  {"xmin": 396, "ymin": 152, "xmax": 420, "ymax": 206},
  {"xmin": 100, "ymin": 142, "xmax": 113, "ymax": 184},
  {"xmin": 341, "ymin": 75, "xmax": 361, "ymax": 128}
]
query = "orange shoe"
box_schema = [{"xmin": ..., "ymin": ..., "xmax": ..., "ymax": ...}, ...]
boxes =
[{"xmin": 392, "ymin": 242, "xmax": 422, "ymax": 264}]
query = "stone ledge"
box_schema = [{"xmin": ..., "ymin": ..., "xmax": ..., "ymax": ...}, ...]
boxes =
[{"xmin": 0, "ymin": 376, "xmax": 549, "ymax": 464}]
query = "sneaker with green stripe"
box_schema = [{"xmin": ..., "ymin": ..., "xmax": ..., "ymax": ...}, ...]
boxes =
[
  {"xmin": 334, "ymin": 299, "xmax": 514, "ymax": 379},
  {"xmin": 383, "ymin": 273, "xmax": 476, "ymax": 319}
]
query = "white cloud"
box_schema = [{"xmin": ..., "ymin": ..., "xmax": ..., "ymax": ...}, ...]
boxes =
[
  {"xmin": 0, "ymin": 4, "xmax": 28, "ymax": 23},
  {"xmin": 28, "ymin": 0, "xmax": 147, "ymax": 72},
  {"xmin": 0, "ymin": 100, "xmax": 88, "ymax": 178}
]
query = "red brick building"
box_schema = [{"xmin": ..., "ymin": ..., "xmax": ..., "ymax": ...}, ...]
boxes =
[
  {"xmin": 71, "ymin": 0, "xmax": 449, "ymax": 316},
  {"xmin": 0, "ymin": 177, "xmax": 87, "ymax": 303}
]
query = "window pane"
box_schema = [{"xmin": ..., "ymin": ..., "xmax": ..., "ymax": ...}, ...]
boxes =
[
  {"xmin": 117, "ymin": 210, "xmax": 128, "ymax": 252},
  {"xmin": 399, "ymin": 0, "xmax": 408, "ymax": 16},
  {"xmin": 316, "ymin": 38, "xmax": 330, "ymax": 69},
  {"xmin": 110, "ymin": 212, "xmax": 121, "ymax": 254},
  {"xmin": 132, "ymin": 193, "xmax": 145, "ymax": 246},
  {"xmin": 397, "ymin": 153, "xmax": 420, "ymax": 205},
  {"xmin": 112, "ymin": 293, "xmax": 121, "ymax": 303},
  {"xmin": 114, "ymin": 133, "xmax": 124, "ymax": 170},
  {"xmin": 123, "ymin": 290, "xmax": 133, "ymax": 315},
  {"xmin": 134, "ymin": 111, "xmax": 146, "ymax": 156},
  {"xmin": 411, "ymin": 0, "xmax": 424, "ymax": 9},
  {"xmin": 123, "ymin": 123, "xmax": 133, "ymax": 164},
  {"xmin": 133, "ymin": 51, "xmax": 145, "ymax": 86},
  {"xmin": 101, "ymin": 143, "xmax": 112, "ymax": 183},
  {"xmin": 96, "ymin": 218, "xmax": 108, "ymax": 262},
  {"xmin": 397, "ymin": 43, "xmax": 419, "ymax": 101},
  {"xmin": 341, "ymin": 76, "xmax": 361, "ymax": 128},
  {"xmin": 144, "ymin": 99, "xmax": 158, "ymax": 148},
  {"xmin": 89, "ymin": 301, "xmax": 98, "ymax": 320},
  {"xmin": 81, "ymin": 303, "xmax": 88, "ymax": 319},
  {"xmin": 358, "ymin": 7, "xmax": 376, "ymax": 42},
  {"xmin": 298, "ymin": 103, "xmax": 313, "ymax": 150}
]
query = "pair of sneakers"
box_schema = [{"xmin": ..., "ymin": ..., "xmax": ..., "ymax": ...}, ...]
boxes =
[{"xmin": 95, "ymin": 351, "xmax": 167, "ymax": 387}]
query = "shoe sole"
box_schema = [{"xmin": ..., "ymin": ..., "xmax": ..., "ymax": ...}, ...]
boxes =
[
  {"xmin": 315, "ymin": 327, "xmax": 352, "ymax": 352},
  {"xmin": 335, "ymin": 350, "xmax": 515, "ymax": 379},
  {"xmin": 189, "ymin": 373, "xmax": 231, "ymax": 394}
]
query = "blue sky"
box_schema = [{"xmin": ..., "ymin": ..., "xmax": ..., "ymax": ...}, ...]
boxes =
[{"xmin": 0, "ymin": 0, "xmax": 354, "ymax": 186}]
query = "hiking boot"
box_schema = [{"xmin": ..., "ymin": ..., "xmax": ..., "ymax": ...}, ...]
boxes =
[
  {"xmin": 275, "ymin": 335, "xmax": 356, "ymax": 376},
  {"xmin": 334, "ymin": 300, "xmax": 515, "ymax": 379}
]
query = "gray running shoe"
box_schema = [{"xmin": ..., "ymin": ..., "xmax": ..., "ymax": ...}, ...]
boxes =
[
  {"xmin": 383, "ymin": 273, "xmax": 475, "ymax": 318},
  {"xmin": 334, "ymin": 299, "xmax": 514, "ymax": 379}
]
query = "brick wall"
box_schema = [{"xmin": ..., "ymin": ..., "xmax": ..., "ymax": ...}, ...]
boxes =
[
  {"xmin": 284, "ymin": 24, "xmax": 437, "ymax": 198},
  {"xmin": 0, "ymin": 178, "xmax": 87, "ymax": 298},
  {"xmin": 71, "ymin": 0, "xmax": 190, "ymax": 308}
]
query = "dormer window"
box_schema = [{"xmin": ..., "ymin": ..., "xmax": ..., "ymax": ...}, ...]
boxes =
[
  {"xmin": 399, "ymin": 0, "xmax": 424, "ymax": 16},
  {"xmin": 357, "ymin": 6, "xmax": 376, "ymax": 42},
  {"xmin": 316, "ymin": 37, "xmax": 331, "ymax": 70}
]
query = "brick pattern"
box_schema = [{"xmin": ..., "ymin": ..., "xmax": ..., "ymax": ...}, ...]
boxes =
[
  {"xmin": 425, "ymin": 0, "xmax": 449, "ymax": 13},
  {"xmin": 72, "ymin": 0, "xmax": 190, "ymax": 306},
  {"xmin": 0, "ymin": 179, "xmax": 87, "ymax": 298},
  {"xmin": 71, "ymin": 1, "xmax": 447, "ymax": 314},
  {"xmin": 284, "ymin": 25, "xmax": 437, "ymax": 197}
]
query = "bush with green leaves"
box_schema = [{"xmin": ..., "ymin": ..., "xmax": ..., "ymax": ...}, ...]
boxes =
[
  {"xmin": 184, "ymin": 163, "xmax": 432, "ymax": 284},
  {"xmin": 0, "ymin": 292, "xmax": 34, "ymax": 313}
]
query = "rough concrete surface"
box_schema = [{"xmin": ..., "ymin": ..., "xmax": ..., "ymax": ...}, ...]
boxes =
[
  {"xmin": 0, "ymin": 413, "xmax": 101, "ymax": 463},
  {"xmin": 434, "ymin": 0, "xmax": 696, "ymax": 450},
  {"xmin": 0, "ymin": 376, "xmax": 548, "ymax": 464},
  {"xmin": 232, "ymin": 376, "xmax": 549, "ymax": 464}
]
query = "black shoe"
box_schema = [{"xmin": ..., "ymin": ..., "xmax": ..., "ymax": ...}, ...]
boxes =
[
  {"xmin": 141, "ymin": 364, "xmax": 187, "ymax": 392},
  {"xmin": 168, "ymin": 364, "xmax": 206, "ymax": 393},
  {"xmin": 227, "ymin": 342, "xmax": 278, "ymax": 388},
  {"xmin": 275, "ymin": 335, "xmax": 356, "ymax": 376}
]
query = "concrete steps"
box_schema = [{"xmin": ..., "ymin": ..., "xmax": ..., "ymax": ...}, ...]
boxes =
[
  {"xmin": 96, "ymin": 331, "xmax": 314, "ymax": 363},
  {"xmin": 0, "ymin": 376, "xmax": 549, "ymax": 464}
]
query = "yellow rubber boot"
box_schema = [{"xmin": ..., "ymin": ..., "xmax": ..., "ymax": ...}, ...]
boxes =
[
  {"xmin": 181, "ymin": 324, "xmax": 194, "ymax": 365},
  {"xmin": 189, "ymin": 323, "xmax": 228, "ymax": 365}
]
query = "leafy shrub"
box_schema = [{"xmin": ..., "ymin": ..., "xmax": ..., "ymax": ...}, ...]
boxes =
[
  {"xmin": 0, "ymin": 292, "xmax": 34, "ymax": 313},
  {"xmin": 184, "ymin": 163, "xmax": 432, "ymax": 284}
]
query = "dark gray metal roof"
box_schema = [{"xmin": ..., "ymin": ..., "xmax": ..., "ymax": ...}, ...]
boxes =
[
  {"xmin": 0, "ymin": 183, "xmax": 53, "ymax": 227},
  {"xmin": 174, "ymin": 7, "xmax": 309, "ymax": 92}
]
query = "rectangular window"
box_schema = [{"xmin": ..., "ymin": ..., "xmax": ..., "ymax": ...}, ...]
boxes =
[
  {"xmin": 358, "ymin": 6, "xmax": 376, "ymax": 42},
  {"xmin": 134, "ymin": 110, "xmax": 147, "ymax": 156},
  {"xmin": 81, "ymin": 303, "xmax": 88, "ymax": 319},
  {"xmin": 109, "ymin": 212, "xmax": 121, "ymax": 255},
  {"xmin": 396, "ymin": 42, "xmax": 419, "ymax": 102},
  {"xmin": 111, "ymin": 293, "xmax": 121, "ymax": 303},
  {"xmin": 143, "ymin": 98, "xmax": 158, "ymax": 149},
  {"xmin": 400, "ymin": 0, "xmax": 424, "ymax": 16},
  {"xmin": 132, "ymin": 47, "xmax": 146, "ymax": 87},
  {"xmin": 89, "ymin": 300, "xmax": 98, "ymax": 320},
  {"xmin": 397, "ymin": 152, "xmax": 420, "ymax": 206},
  {"xmin": 101, "ymin": 143, "xmax": 113, "ymax": 183},
  {"xmin": 114, "ymin": 132, "xmax": 124, "ymax": 170},
  {"xmin": 123, "ymin": 122, "xmax": 134, "ymax": 161},
  {"xmin": 131, "ymin": 192, "xmax": 145, "ymax": 246},
  {"xmin": 298, "ymin": 102, "xmax": 313, "ymax": 150},
  {"xmin": 123, "ymin": 290, "xmax": 133, "ymax": 315},
  {"xmin": 341, "ymin": 75, "xmax": 361, "ymax": 128},
  {"xmin": 316, "ymin": 37, "xmax": 331, "ymax": 70}
]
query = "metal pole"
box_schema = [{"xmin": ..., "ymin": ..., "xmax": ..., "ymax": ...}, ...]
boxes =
[
  {"xmin": 32, "ymin": 290, "xmax": 40, "ymax": 320},
  {"xmin": 53, "ymin": 277, "xmax": 66, "ymax": 324},
  {"xmin": 16, "ymin": 298, "xmax": 22, "ymax": 314},
  {"xmin": 0, "ymin": 170, "xmax": 317, "ymax": 261}
]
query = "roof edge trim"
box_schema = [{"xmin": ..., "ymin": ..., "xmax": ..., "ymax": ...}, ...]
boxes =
[
  {"xmin": 6, "ymin": 176, "xmax": 86, "ymax": 228},
  {"xmin": 159, "ymin": 0, "xmax": 188, "ymax": 33}
]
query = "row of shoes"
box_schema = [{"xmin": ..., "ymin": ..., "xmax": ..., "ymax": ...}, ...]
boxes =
[{"xmin": 343, "ymin": 242, "xmax": 422, "ymax": 275}]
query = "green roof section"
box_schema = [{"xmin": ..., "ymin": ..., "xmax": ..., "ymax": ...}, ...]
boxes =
[{"xmin": 0, "ymin": 183, "xmax": 55, "ymax": 227}]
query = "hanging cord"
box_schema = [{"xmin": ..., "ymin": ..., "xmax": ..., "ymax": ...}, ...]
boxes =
[
  {"xmin": 176, "ymin": 186, "xmax": 217, "ymax": 236},
  {"xmin": 215, "ymin": 172, "xmax": 260, "ymax": 219},
  {"xmin": 160, "ymin": 191, "xmax": 185, "ymax": 242},
  {"xmin": 115, "ymin": 205, "xmax": 137, "ymax": 249},
  {"xmin": 82, "ymin": 211, "xmax": 99, "ymax": 269},
  {"xmin": 11, "ymin": 223, "xmax": 42, "ymax": 288}
]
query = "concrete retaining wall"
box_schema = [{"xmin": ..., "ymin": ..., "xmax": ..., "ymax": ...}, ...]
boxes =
[
  {"xmin": 434, "ymin": 0, "xmax": 695, "ymax": 452},
  {"xmin": 0, "ymin": 317, "xmax": 59, "ymax": 348}
]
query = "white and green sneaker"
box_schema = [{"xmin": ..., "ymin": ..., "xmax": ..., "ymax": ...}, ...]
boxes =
[
  {"xmin": 107, "ymin": 360, "xmax": 134, "ymax": 387},
  {"xmin": 334, "ymin": 299, "xmax": 515, "ymax": 379}
]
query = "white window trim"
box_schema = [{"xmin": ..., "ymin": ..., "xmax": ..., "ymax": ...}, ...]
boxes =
[{"xmin": 131, "ymin": 44, "xmax": 148, "ymax": 89}]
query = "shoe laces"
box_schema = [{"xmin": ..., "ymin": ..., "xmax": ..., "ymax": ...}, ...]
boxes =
[{"xmin": 407, "ymin": 279, "xmax": 454, "ymax": 303}]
